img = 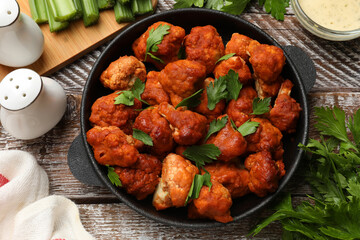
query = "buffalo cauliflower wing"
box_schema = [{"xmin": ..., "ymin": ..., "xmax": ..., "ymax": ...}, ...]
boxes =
[
  {"xmin": 141, "ymin": 71, "xmax": 170, "ymax": 105},
  {"xmin": 213, "ymin": 56, "xmax": 252, "ymax": 85},
  {"xmin": 225, "ymin": 33, "xmax": 253, "ymax": 62}
]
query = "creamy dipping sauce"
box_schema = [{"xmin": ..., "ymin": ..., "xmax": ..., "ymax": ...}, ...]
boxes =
[{"xmin": 299, "ymin": 0, "xmax": 360, "ymax": 31}]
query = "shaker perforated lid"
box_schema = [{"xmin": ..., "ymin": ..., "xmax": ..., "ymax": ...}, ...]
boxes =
[
  {"xmin": 0, "ymin": 0, "xmax": 19, "ymax": 27},
  {"xmin": 0, "ymin": 69, "xmax": 43, "ymax": 111}
]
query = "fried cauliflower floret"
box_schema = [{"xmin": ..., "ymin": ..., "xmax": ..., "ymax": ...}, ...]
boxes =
[
  {"xmin": 141, "ymin": 71, "xmax": 170, "ymax": 105},
  {"xmin": 184, "ymin": 25, "xmax": 225, "ymax": 74},
  {"xmin": 100, "ymin": 55, "xmax": 146, "ymax": 91},
  {"xmin": 188, "ymin": 180, "xmax": 233, "ymax": 223},
  {"xmin": 193, "ymin": 77, "xmax": 226, "ymax": 123},
  {"xmin": 158, "ymin": 59, "xmax": 206, "ymax": 106},
  {"xmin": 86, "ymin": 126, "xmax": 143, "ymax": 167},
  {"xmin": 158, "ymin": 102, "xmax": 207, "ymax": 145},
  {"xmin": 247, "ymin": 40, "xmax": 286, "ymax": 84},
  {"xmin": 89, "ymin": 92, "xmax": 142, "ymax": 135},
  {"xmin": 132, "ymin": 21, "xmax": 185, "ymax": 69},
  {"xmin": 206, "ymin": 115, "xmax": 247, "ymax": 161},
  {"xmin": 245, "ymin": 151, "xmax": 285, "ymax": 197},
  {"xmin": 114, "ymin": 154, "xmax": 162, "ymax": 200},
  {"xmin": 225, "ymin": 33, "xmax": 253, "ymax": 62},
  {"xmin": 133, "ymin": 106, "xmax": 175, "ymax": 156},
  {"xmin": 213, "ymin": 56, "xmax": 252, "ymax": 85},
  {"xmin": 204, "ymin": 162, "xmax": 250, "ymax": 198},
  {"xmin": 269, "ymin": 80, "xmax": 302, "ymax": 133},
  {"xmin": 153, "ymin": 154, "xmax": 199, "ymax": 210},
  {"xmin": 226, "ymin": 86, "xmax": 257, "ymax": 127},
  {"xmin": 254, "ymin": 76, "xmax": 283, "ymax": 99},
  {"xmin": 246, "ymin": 118, "xmax": 283, "ymax": 160}
]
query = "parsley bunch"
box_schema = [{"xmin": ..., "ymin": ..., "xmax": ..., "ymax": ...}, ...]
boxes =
[
  {"xmin": 250, "ymin": 106, "xmax": 360, "ymax": 239},
  {"xmin": 174, "ymin": 0, "xmax": 290, "ymax": 21}
]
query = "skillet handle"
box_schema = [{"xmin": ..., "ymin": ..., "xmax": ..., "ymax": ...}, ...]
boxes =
[
  {"xmin": 67, "ymin": 135, "xmax": 104, "ymax": 187},
  {"xmin": 283, "ymin": 45, "xmax": 316, "ymax": 94}
]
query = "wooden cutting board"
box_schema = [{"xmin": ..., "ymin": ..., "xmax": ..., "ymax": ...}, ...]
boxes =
[{"xmin": 0, "ymin": 0, "xmax": 158, "ymax": 80}]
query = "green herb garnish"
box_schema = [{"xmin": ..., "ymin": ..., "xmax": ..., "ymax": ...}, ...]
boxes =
[
  {"xmin": 249, "ymin": 106, "xmax": 360, "ymax": 239},
  {"xmin": 183, "ymin": 144, "xmax": 221, "ymax": 170},
  {"xmin": 237, "ymin": 120, "xmax": 260, "ymax": 136},
  {"xmin": 114, "ymin": 78, "xmax": 148, "ymax": 106},
  {"xmin": 145, "ymin": 24, "xmax": 171, "ymax": 62},
  {"xmin": 204, "ymin": 116, "xmax": 228, "ymax": 142},
  {"xmin": 185, "ymin": 172, "xmax": 212, "ymax": 205},
  {"xmin": 107, "ymin": 165, "xmax": 122, "ymax": 187},
  {"xmin": 175, "ymin": 89, "xmax": 204, "ymax": 109},
  {"xmin": 226, "ymin": 69, "xmax": 242, "ymax": 101},
  {"xmin": 132, "ymin": 128, "xmax": 153, "ymax": 146},
  {"xmin": 252, "ymin": 97, "xmax": 271, "ymax": 115},
  {"xmin": 216, "ymin": 53, "xmax": 235, "ymax": 64}
]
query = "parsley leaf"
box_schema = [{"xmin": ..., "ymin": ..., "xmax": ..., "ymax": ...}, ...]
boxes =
[
  {"xmin": 226, "ymin": 69, "xmax": 242, "ymax": 101},
  {"xmin": 174, "ymin": 0, "xmax": 205, "ymax": 8},
  {"xmin": 216, "ymin": 53, "xmax": 235, "ymax": 64},
  {"xmin": 114, "ymin": 91, "xmax": 134, "ymax": 106},
  {"xmin": 207, "ymin": 76, "xmax": 228, "ymax": 110},
  {"xmin": 252, "ymin": 97, "xmax": 271, "ymax": 115},
  {"xmin": 183, "ymin": 144, "xmax": 221, "ymax": 169},
  {"xmin": 259, "ymin": 0, "xmax": 290, "ymax": 21},
  {"xmin": 114, "ymin": 78, "xmax": 148, "ymax": 106},
  {"xmin": 237, "ymin": 120, "xmax": 260, "ymax": 136},
  {"xmin": 175, "ymin": 89, "xmax": 203, "ymax": 109},
  {"xmin": 132, "ymin": 128, "xmax": 153, "ymax": 146},
  {"xmin": 205, "ymin": 0, "xmax": 224, "ymax": 10},
  {"xmin": 204, "ymin": 115, "xmax": 228, "ymax": 142},
  {"xmin": 221, "ymin": 0, "xmax": 252, "ymax": 15},
  {"xmin": 185, "ymin": 172, "xmax": 212, "ymax": 205},
  {"xmin": 107, "ymin": 165, "xmax": 122, "ymax": 187},
  {"xmin": 145, "ymin": 24, "xmax": 171, "ymax": 62}
]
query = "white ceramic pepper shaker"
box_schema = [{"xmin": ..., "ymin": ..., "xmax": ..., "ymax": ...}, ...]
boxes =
[
  {"xmin": 0, "ymin": 69, "xmax": 67, "ymax": 140},
  {"xmin": 0, "ymin": 0, "xmax": 44, "ymax": 67}
]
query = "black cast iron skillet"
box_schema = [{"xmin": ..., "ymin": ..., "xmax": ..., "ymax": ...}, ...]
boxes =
[{"xmin": 68, "ymin": 8, "xmax": 316, "ymax": 228}]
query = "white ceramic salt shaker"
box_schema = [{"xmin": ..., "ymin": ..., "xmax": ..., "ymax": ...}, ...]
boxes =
[
  {"xmin": 0, "ymin": 0, "xmax": 44, "ymax": 67},
  {"xmin": 0, "ymin": 69, "xmax": 67, "ymax": 140}
]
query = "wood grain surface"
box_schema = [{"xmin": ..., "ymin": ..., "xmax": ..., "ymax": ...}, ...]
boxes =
[
  {"xmin": 0, "ymin": 1, "xmax": 359, "ymax": 239},
  {"xmin": 0, "ymin": 0, "xmax": 158, "ymax": 80}
]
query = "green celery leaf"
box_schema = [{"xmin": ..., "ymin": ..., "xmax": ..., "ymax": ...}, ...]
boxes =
[
  {"xmin": 183, "ymin": 144, "xmax": 221, "ymax": 169},
  {"xmin": 207, "ymin": 76, "xmax": 228, "ymax": 110},
  {"xmin": 226, "ymin": 69, "xmax": 242, "ymax": 101},
  {"xmin": 221, "ymin": 0, "xmax": 252, "ymax": 15},
  {"xmin": 260, "ymin": 0, "xmax": 289, "ymax": 21},
  {"xmin": 237, "ymin": 120, "xmax": 260, "ymax": 136},
  {"xmin": 131, "ymin": 78, "xmax": 149, "ymax": 105},
  {"xmin": 145, "ymin": 24, "xmax": 171, "ymax": 62},
  {"xmin": 107, "ymin": 165, "xmax": 122, "ymax": 187},
  {"xmin": 347, "ymin": 108, "xmax": 360, "ymax": 148},
  {"xmin": 175, "ymin": 89, "xmax": 203, "ymax": 109},
  {"xmin": 281, "ymin": 219, "xmax": 327, "ymax": 240},
  {"xmin": 204, "ymin": 115, "xmax": 228, "ymax": 142},
  {"xmin": 252, "ymin": 97, "xmax": 271, "ymax": 115},
  {"xmin": 205, "ymin": 0, "xmax": 224, "ymax": 10},
  {"xmin": 174, "ymin": 0, "xmax": 204, "ymax": 8},
  {"xmin": 132, "ymin": 128, "xmax": 153, "ymax": 146},
  {"xmin": 215, "ymin": 53, "xmax": 235, "ymax": 64},
  {"xmin": 185, "ymin": 172, "xmax": 212, "ymax": 205},
  {"xmin": 114, "ymin": 91, "xmax": 135, "ymax": 106},
  {"xmin": 347, "ymin": 179, "xmax": 360, "ymax": 198}
]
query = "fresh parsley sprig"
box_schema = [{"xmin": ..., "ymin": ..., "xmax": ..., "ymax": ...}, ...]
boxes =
[
  {"xmin": 114, "ymin": 78, "xmax": 148, "ymax": 106},
  {"xmin": 215, "ymin": 53, "xmax": 235, "ymax": 64},
  {"xmin": 237, "ymin": 120, "xmax": 260, "ymax": 136},
  {"xmin": 185, "ymin": 172, "xmax": 212, "ymax": 205},
  {"xmin": 249, "ymin": 107, "xmax": 360, "ymax": 239},
  {"xmin": 252, "ymin": 97, "xmax": 271, "ymax": 115},
  {"xmin": 207, "ymin": 69, "xmax": 243, "ymax": 110},
  {"xmin": 204, "ymin": 116, "xmax": 228, "ymax": 142},
  {"xmin": 183, "ymin": 144, "xmax": 221, "ymax": 170},
  {"xmin": 145, "ymin": 24, "xmax": 171, "ymax": 63},
  {"xmin": 173, "ymin": 0, "xmax": 290, "ymax": 21},
  {"xmin": 132, "ymin": 128, "xmax": 153, "ymax": 146},
  {"xmin": 106, "ymin": 165, "xmax": 122, "ymax": 187},
  {"xmin": 175, "ymin": 89, "xmax": 204, "ymax": 109}
]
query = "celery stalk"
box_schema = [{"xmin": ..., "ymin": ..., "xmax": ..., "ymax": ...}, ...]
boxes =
[
  {"xmin": 45, "ymin": 0, "xmax": 69, "ymax": 32},
  {"xmin": 114, "ymin": 0, "xmax": 134, "ymax": 23},
  {"xmin": 29, "ymin": 0, "xmax": 48, "ymax": 23},
  {"xmin": 71, "ymin": 0, "xmax": 83, "ymax": 20},
  {"xmin": 118, "ymin": 0, "xmax": 130, "ymax": 3},
  {"xmin": 131, "ymin": 0, "xmax": 153, "ymax": 15},
  {"xmin": 80, "ymin": 0, "xmax": 100, "ymax": 27},
  {"xmin": 47, "ymin": 0, "xmax": 77, "ymax": 22},
  {"xmin": 97, "ymin": 0, "xmax": 116, "ymax": 10}
]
